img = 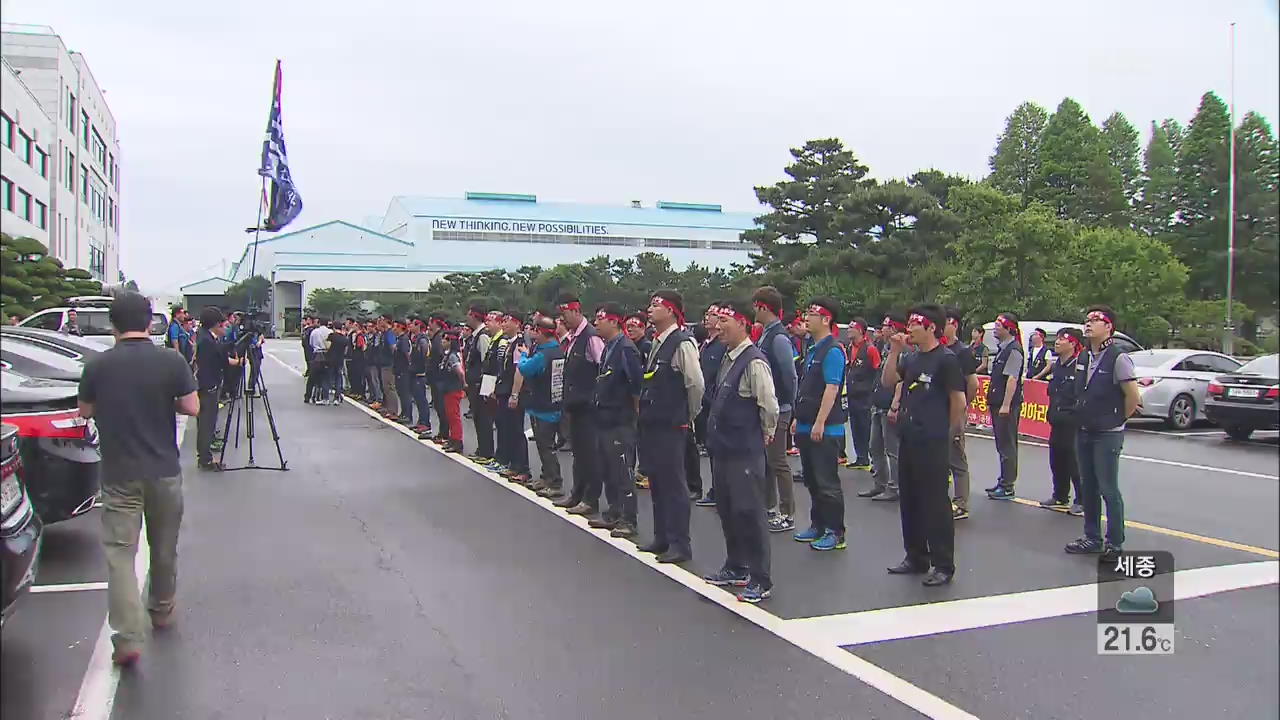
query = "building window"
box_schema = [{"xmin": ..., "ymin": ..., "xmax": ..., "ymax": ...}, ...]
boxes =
[
  {"xmin": 81, "ymin": 110, "xmax": 89, "ymax": 148},
  {"xmin": 92, "ymin": 129, "xmax": 106, "ymax": 167},
  {"xmin": 0, "ymin": 113, "xmax": 12, "ymax": 149},
  {"xmin": 18, "ymin": 132, "xmax": 32, "ymax": 164},
  {"xmin": 36, "ymin": 148, "xmax": 49, "ymax": 178},
  {"xmin": 108, "ymin": 197, "xmax": 115, "ymax": 229},
  {"xmin": 18, "ymin": 189, "xmax": 32, "ymax": 221},
  {"xmin": 81, "ymin": 165, "xmax": 89, "ymax": 203},
  {"xmin": 108, "ymin": 152, "xmax": 115, "ymax": 183},
  {"xmin": 67, "ymin": 91, "xmax": 76, "ymax": 131},
  {"xmin": 66, "ymin": 151, "xmax": 76, "ymax": 192},
  {"xmin": 1, "ymin": 176, "xmax": 13, "ymax": 211},
  {"xmin": 35, "ymin": 200, "xmax": 47, "ymax": 230}
]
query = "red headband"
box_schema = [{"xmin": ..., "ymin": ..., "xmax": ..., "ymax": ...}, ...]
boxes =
[
  {"xmin": 485, "ymin": 311, "xmax": 502, "ymax": 321},
  {"xmin": 908, "ymin": 313, "xmax": 935, "ymax": 330},
  {"xmin": 883, "ymin": 317, "xmax": 907, "ymax": 332},
  {"xmin": 559, "ymin": 301, "xmax": 581, "ymax": 312},
  {"xmin": 850, "ymin": 320, "xmax": 867, "ymax": 335},
  {"xmin": 1086, "ymin": 310, "xmax": 1114, "ymax": 326},
  {"xmin": 722, "ymin": 307, "xmax": 750, "ymax": 325},
  {"xmin": 595, "ymin": 309, "xmax": 625, "ymax": 326},
  {"xmin": 1062, "ymin": 333, "xmax": 1085, "ymax": 353},
  {"xmin": 806, "ymin": 304, "xmax": 834, "ymax": 323},
  {"xmin": 651, "ymin": 296, "xmax": 685, "ymax": 325},
  {"xmin": 624, "ymin": 317, "xmax": 645, "ymax": 329},
  {"xmin": 997, "ymin": 315, "xmax": 1020, "ymax": 335},
  {"xmin": 753, "ymin": 300, "xmax": 779, "ymax": 316}
]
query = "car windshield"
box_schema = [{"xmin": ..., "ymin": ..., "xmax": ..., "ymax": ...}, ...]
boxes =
[
  {"xmin": 1129, "ymin": 350, "xmax": 1181, "ymax": 368},
  {"xmin": 150, "ymin": 314, "xmax": 167, "ymax": 335},
  {"xmin": 1237, "ymin": 355, "xmax": 1279, "ymax": 376}
]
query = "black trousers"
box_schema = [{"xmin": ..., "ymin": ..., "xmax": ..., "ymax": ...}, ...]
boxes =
[
  {"xmin": 597, "ymin": 422, "xmax": 637, "ymax": 523},
  {"xmin": 684, "ymin": 429, "xmax": 703, "ymax": 496},
  {"xmin": 641, "ymin": 425, "xmax": 692, "ymax": 556},
  {"xmin": 303, "ymin": 356, "xmax": 318, "ymax": 401},
  {"xmin": 992, "ymin": 401, "xmax": 1022, "ymax": 492},
  {"xmin": 568, "ymin": 406, "xmax": 602, "ymax": 506},
  {"xmin": 848, "ymin": 398, "xmax": 873, "ymax": 463},
  {"xmin": 347, "ymin": 358, "xmax": 365, "ymax": 395},
  {"xmin": 713, "ymin": 451, "xmax": 771, "ymax": 588},
  {"xmin": 495, "ymin": 398, "xmax": 528, "ymax": 473},
  {"xmin": 468, "ymin": 385, "xmax": 495, "ymax": 458},
  {"xmin": 797, "ymin": 434, "xmax": 845, "ymax": 534},
  {"xmin": 196, "ymin": 387, "xmax": 220, "ymax": 464},
  {"xmin": 897, "ymin": 432, "xmax": 955, "ymax": 573},
  {"xmin": 1049, "ymin": 420, "xmax": 1082, "ymax": 503},
  {"xmin": 532, "ymin": 417, "xmax": 562, "ymax": 487},
  {"xmin": 431, "ymin": 382, "xmax": 448, "ymax": 435}
]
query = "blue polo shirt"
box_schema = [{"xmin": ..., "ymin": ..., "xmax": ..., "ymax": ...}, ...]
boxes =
[
  {"xmin": 795, "ymin": 336, "xmax": 846, "ymax": 437},
  {"xmin": 518, "ymin": 339, "xmax": 562, "ymax": 423}
]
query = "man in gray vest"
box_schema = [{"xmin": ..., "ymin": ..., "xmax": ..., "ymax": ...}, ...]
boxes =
[
  {"xmin": 751, "ymin": 286, "xmax": 799, "ymax": 533},
  {"xmin": 701, "ymin": 300, "xmax": 779, "ymax": 603},
  {"xmin": 1065, "ymin": 305, "xmax": 1140, "ymax": 565},
  {"xmin": 986, "ymin": 311, "xmax": 1024, "ymax": 501}
]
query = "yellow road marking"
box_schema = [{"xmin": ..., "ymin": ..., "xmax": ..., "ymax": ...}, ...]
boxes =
[{"xmin": 1009, "ymin": 497, "xmax": 1279, "ymax": 559}]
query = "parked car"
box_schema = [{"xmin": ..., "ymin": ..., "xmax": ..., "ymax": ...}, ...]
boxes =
[
  {"xmin": 1, "ymin": 422, "xmax": 42, "ymax": 625},
  {"xmin": 18, "ymin": 296, "xmax": 168, "ymax": 347},
  {"xmin": 0, "ymin": 369, "xmax": 100, "ymax": 524},
  {"xmin": 1, "ymin": 334, "xmax": 88, "ymax": 382},
  {"xmin": 1, "ymin": 325, "xmax": 110, "ymax": 363},
  {"xmin": 980, "ymin": 320, "xmax": 1144, "ymax": 370},
  {"xmin": 1204, "ymin": 354, "xmax": 1280, "ymax": 441},
  {"xmin": 1129, "ymin": 349, "xmax": 1244, "ymax": 430}
]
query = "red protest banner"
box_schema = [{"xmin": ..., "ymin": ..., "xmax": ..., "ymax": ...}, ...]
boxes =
[{"xmin": 968, "ymin": 375, "xmax": 1052, "ymax": 441}]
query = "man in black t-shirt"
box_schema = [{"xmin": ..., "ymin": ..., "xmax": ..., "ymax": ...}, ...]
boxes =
[
  {"xmin": 78, "ymin": 293, "xmax": 200, "ymax": 667},
  {"xmin": 881, "ymin": 304, "xmax": 967, "ymax": 587}
]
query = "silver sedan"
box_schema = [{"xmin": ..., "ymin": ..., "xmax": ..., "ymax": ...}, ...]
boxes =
[{"xmin": 1131, "ymin": 349, "xmax": 1244, "ymax": 429}]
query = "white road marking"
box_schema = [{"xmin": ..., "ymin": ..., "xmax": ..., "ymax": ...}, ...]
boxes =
[
  {"xmin": 31, "ymin": 581, "xmax": 108, "ymax": 594},
  {"xmin": 965, "ymin": 432, "xmax": 1279, "ymax": 480},
  {"xmin": 783, "ymin": 561, "xmax": 1279, "ymax": 647},
  {"xmin": 69, "ymin": 415, "xmax": 186, "ymax": 720},
  {"xmin": 265, "ymin": 352, "xmax": 982, "ymax": 720}
]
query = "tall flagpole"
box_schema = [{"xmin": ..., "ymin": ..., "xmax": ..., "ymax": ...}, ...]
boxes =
[{"xmin": 1224, "ymin": 22, "xmax": 1237, "ymax": 354}]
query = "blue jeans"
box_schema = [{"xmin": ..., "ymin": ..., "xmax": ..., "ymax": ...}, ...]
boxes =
[
  {"xmin": 1078, "ymin": 430, "xmax": 1125, "ymax": 547},
  {"xmin": 847, "ymin": 398, "xmax": 872, "ymax": 463},
  {"xmin": 411, "ymin": 376, "xmax": 431, "ymax": 429},
  {"xmin": 330, "ymin": 361, "xmax": 345, "ymax": 397}
]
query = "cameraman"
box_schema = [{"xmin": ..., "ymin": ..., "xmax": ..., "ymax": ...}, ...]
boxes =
[{"xmin": 196, "ymin": 307, "xmax": 242, "ymax": 470}]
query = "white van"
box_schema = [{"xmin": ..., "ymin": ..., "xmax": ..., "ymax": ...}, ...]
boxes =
[{"xmin": 18, "ymin": 297, "xmax": 169, "ymax": 347}]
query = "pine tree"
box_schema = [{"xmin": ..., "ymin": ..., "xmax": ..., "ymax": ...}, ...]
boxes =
[
  {"xmin": 1033, "ymin": 98, "xmax": 1128, "ymax": 227},
  {"xmin": 1231, "ymin": 111, "xmax": 1280, "ymax": 319},
  {"xmin": 1173, "ymin": 92, "xmax": 1232, "ymax": 298},
  {"xmin": 988, "ymin": 101, "xmax": 1049, "ymax": 206},
  {"xmin": 1139, "ymin": 120, "xmax": 1181, "ymax": 236},
  {"xmin": 1100, "ymin": 111, "xmax": 1142, "ymax": 210}
]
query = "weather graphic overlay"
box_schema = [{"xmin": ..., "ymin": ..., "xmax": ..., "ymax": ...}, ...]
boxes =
[{"xmin": 1096, "ymin": 551, "xmax": 1176, "ymax": 655}]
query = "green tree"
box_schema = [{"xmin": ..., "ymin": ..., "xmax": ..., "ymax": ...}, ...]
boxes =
[
  {"xmin": 224, "ymin": 275, "xmax": 271, "ymax": 310},
  {"xmin": 1172, "ymin": 92, "xmax": 1232, "ymax": 299},
  {"xmin": 1067, "ymin": 226, "xmax": 1189, "ymax": 346},
  {"xmin": 940, "ymin": 185, "xmax": 1075, "ymax": 320},
  {"xmin": 1176, "ymin": 299, "xmax": 1254, "ymax": 351},
  {"xmin": 0, "ymin": 233, "xmax": 100, "ymax": 318},
  {"xmin": 988, "ymin": 101, "xmax": 1049, "ymax": 206},
  {"xmin": 1231, "ymin": 111, "xmax": 1280, "ymax": 322},
  {"xmin": 1100, "ymin": 111, "xmax": 1142, "ymax": 209},
  {"xmin": 1138, "ymin": 120, "xmax": 1181, "ymax": 236},
  {"xmin": 1033, "ymin": 98, "xmax": 1127, "ymax": 226},
  {"xmin": 306, "ymin": 287, "xmax": 359, "ymax": 321}
]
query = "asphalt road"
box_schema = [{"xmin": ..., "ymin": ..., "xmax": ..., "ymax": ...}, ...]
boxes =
[{"xmin": 2, "ymin": 339, "xmax": 1276, "ymax": 720}]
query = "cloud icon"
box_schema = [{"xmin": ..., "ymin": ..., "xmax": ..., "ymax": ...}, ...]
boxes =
[{"xmin": 1116, "ymin": 586, "xmax": 1159, "ymax": 614}]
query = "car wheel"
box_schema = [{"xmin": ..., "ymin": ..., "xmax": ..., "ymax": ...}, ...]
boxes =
[
  {"xmin": 1224, "ymin": 425, "xmax": 1254, "ymax": 441},
  {"xmin": 1165, "ymin": 394, "xmax": 1195, "ymax": 430}
]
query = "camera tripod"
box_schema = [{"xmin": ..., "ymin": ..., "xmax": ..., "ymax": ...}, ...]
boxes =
[{"xmin": 217, "ymin": 343, "xmax": 289, "ymax": 472}]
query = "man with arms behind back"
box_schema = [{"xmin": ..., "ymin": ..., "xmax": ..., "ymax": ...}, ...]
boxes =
[{"xmin": 78, "ymin": 292, "xmax": 200, "ymax": 667}]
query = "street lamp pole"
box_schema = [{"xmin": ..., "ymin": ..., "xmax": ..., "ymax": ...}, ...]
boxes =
[{"xmin": 1224, "ymin": 22, "xmax": 1237, "ymax": 354}]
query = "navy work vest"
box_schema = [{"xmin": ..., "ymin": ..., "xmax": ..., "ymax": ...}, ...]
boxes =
[
  {"xmin": 756, "ymin": 322, "xmax": 796, "ymax": 409},
  {"xmin": 594, "ymin": 335, "xmax": 640, "ymax": 427},
  {"xmin": 846, "ymin": 340, "xmax": 877, "ymax": 399},
  {"xmin": 699, "ymin": 338, "xmax": 728, "ymax": 410},
  {"xmin": 1047, "ymin": 355, "xmax": 1081, "ymax": 424},
  {"xmin": 495, "ymin": 336, "xmax": 521, "ymax": 397},
  {"xmin": 988, "ymin": 340, "xmax": 1024, "ymax": 408},
  {"xmin": 795, "ymin": 336, "xmax": 847, "ymax": 428},
  {"xmin": 1074, "ymin": 343, "xmax": 1126, "ymax": 431},
  {"xmin": 465, "ymin": 328, "xmax": 490, "ymax": 385},
  {"xmin": 522, "ymin": 342, "xmax": 565, "ymax": 414},
  {"xmin": 639, "ymin": 329, "xmax": 692, "ymax": 428},
  {"xmin": 562, "ymin": 323, "xmax": 599, "ymax": 409},
  {"xmin": 707, "ymin": 344, "xmax": 767, "ymax": 457},
  {"xmin": 437, "ymin": 349, "xmax": 465, "ymax": 393}
]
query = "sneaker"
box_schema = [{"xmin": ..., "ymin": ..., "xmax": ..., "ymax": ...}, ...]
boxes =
[
  {"xmin": 694, "ymin": 494, "xmax": 717, "ymax": 507},
  {"xmin": 871, "ymin": 491, "xmax": 899, "ymax": 502},
  {"xmin": 785, "ymin": 447, "xmax": 799, "ymax": 456},
  {"xmin": 793, "ymin": 526, "xmax": 822, "ymax": 543},
  {"xmin": 737, "ymin": 582, "xmax": 773, "ymax": 604},
  {"xmin": 567, "ymin": 502, "xmax": 597, "ymax": 516},
  {"xmin": 952, "ymin": 503, "xmax": 969, "ymax": 521},
  {"xmin": 588, "ymin": 516, "xmax": 619, "ymax": 530},
  {"xmin": 987, "ymin": 488, "xmax": 1016, "ymax": 501},
  {"xmin": 445, "ymin": 441, "xmax": 464, "ymax": 454},
  {"xmin": 1039, "ymin": 497, "xmax": 1069, "ymax": 509},
  {"xmin": 847, "ymin": 461, "xmax": 872, "ymax": 471},
  {"xmin": 767, "ymin": 514, "xmax": 796, "ymax": 533},
  {"xmin": 536, "ymin": 486, "xmax": 563, "ymax": 499},
  {"xmin": 984, "ymin": 481, "xmax": 1000, "ymax": 493},
  {"xmin": 610, "ymin": 522, "xmax": 638, "ymax": 539},
  {"xmin": 856, "ymin": 488, "xmax": 883, "ymax": 498},
  {"xmin": 810, "ymin": 530, "xmax": 847, "ymax": 551},
  {"xmin": 1099, "ymin": 544, "xmax": 1124, "ymax": 565},
  {"xmin": 1068, "ymin": 503, "xmax": 1084, "ymax": 516},
  {"xmin": 702, "ymin": 567, "xmax": 750, "ymax": 587},
  {"xmin": 1064, "ymin": 536, "xmax": 1105, "ymax": 554}
]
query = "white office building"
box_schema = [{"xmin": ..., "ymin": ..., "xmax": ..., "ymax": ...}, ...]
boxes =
[
  {"xmin": 1, "ymin": 23, "xmax": 122, "ymax": 282},
  {"xmin": 186, "ymin": 192, "xmax": 760, "ymax": 333}
]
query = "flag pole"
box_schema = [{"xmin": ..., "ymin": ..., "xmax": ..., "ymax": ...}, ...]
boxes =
[{"xmin": 1224, "ymin": 22, "xmax": 1237, "ymax": 354}]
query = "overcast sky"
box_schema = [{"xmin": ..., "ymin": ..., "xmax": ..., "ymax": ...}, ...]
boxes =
[{"xmin": 8, "ymin": 0, "xmax": 1279, "ymax": 294}]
